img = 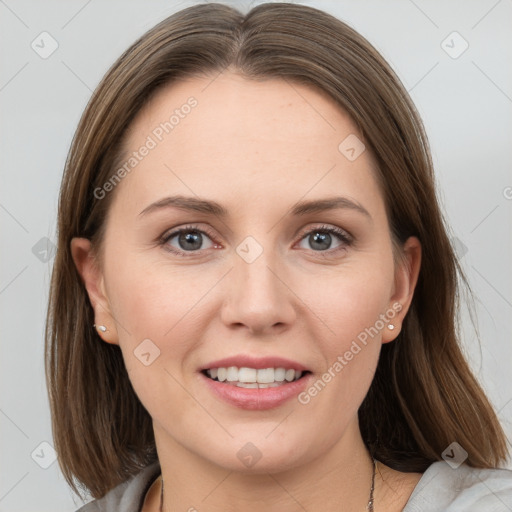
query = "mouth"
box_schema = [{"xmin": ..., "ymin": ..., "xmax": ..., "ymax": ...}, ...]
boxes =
[
  {"xmin": 201, "ymin": 366, "xmax": 310, "ymax": 389},
  {"xmin": 199, "ymin": 356, "xmax": 313, "ymax": 410}
]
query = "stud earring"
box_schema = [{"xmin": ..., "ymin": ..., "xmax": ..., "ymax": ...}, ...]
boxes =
[
  {"xmin": 94, "ymin": 324, "xmax": 107, "ymax": 333},
  {"xmin": 388, "ymin": 324, "xmax": 395, "ymax": 330}
]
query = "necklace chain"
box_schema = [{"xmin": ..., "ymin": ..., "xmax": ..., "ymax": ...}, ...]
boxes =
[
  {"xmin": 367, "ymin": 456, "xmax": 376, "ymax": 511},
  {"xmin": 159, "ymin": 456, "xmax": 377, "ymax": 511}
]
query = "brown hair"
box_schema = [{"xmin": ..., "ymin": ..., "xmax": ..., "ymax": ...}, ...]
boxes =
[{"xmin": 45, "ymin": 1, "xmax": 509, "ymax": 500}]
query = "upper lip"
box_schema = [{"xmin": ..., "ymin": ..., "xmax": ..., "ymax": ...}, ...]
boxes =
[{"xmin": 201, "ymin": 355, "xmax": 309, "ymax": 372}]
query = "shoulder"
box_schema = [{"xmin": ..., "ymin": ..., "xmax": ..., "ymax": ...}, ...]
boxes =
[
  {"xmin": 404, "ymin": 460, "xmax": 512, "ymax": 511},
  {"xmin": 75, "ymin": 462, "xmax": 161, "ymax": 512}
]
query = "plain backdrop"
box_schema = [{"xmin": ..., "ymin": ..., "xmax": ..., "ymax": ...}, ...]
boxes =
[{"xmin": 1, "ymin": 0, "xmax": 511, "ymax": 510}]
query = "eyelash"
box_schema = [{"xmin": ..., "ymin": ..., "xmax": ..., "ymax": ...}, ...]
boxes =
[{"xmin": 159, "ymin": 224, "xmax": 353, "ymax": 257}]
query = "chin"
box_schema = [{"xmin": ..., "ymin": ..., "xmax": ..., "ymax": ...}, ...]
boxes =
[{"xmin": 201, "ymin": 433, "xmax": 312, "ymax": 474}]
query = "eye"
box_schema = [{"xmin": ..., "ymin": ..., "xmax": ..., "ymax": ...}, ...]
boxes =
[
  {"xmin": 161, "ymin": 225, "xmax": 217, "ymax": 255},
  {"xmin": 159, "ymin": 223, "xmax": 353, "ymax": 257},
  {"xmin": 296, "ymin": 225, "xmax": 352, "ymax": 253}
]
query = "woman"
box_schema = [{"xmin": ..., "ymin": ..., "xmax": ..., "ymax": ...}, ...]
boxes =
[{"xmin": 45, "ymin": 2, "xmax": 512, "ymax": 511}]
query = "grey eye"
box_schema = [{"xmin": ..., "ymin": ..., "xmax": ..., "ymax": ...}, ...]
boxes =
[
  {"xmin": 297, "ymin": 229, "xmax": 345, "ymax": 251},
  {"xmin": 167, "ymin": 230, "xmax": 214, "ymax": 252}
]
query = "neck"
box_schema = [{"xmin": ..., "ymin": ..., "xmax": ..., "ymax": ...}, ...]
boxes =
[{"xmin": 153, "ymin": 421, "xmax": 380, "ymax": 512}]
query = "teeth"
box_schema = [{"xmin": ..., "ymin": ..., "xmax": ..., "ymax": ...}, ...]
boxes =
[
  {"xmin": 285, "ymin": 369, "xmax": 296, "ymax": 382},
  {"xmin": 206, "ymin": 366, "xmax": 305, "ymax": 385},
  {"xmin": 238, "ymin": 367, "xmax": 257, "ymax": 383},
  {"xmin": 274, "ymin": 368, "xmax": 286, "ymax": 382},
  {"xmin": 226, "ymin": 366, "xmax": 238, "ymax": 382},
  {"xmin": 217, "ymin": 367, "xmax": 227, "ymax": 382},
  {"xmin": 236, "ymin": 382, "xmax": 258, "ymax": 388},
  {"xmin": 257, "ymin": 368, "xmax": 274, "ymax": 383},
  {"xmin": 235, "ymin": 381, "xmax": 282, "ymax": 389}
]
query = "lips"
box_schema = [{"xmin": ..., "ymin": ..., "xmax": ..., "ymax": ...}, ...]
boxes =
[
  {"xmin": 201, "ymin": 355, "xmax": 309, "ymax": 372},
  {"xmin": 199, "ymin": 355, "xmax": 312, "ymax": 410}
]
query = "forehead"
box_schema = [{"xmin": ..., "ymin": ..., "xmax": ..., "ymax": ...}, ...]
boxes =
[
  {"xmin": 128, "ymin": 71, "xmax": 359, "ymax": 154},
  {"xmin": 112, "ymin": 72, "xmax": 383, "ymax": 219}
]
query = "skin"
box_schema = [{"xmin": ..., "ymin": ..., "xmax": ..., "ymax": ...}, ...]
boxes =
[{"xmin": 72, "ymin": 70, "xmax": 423, "ymax": 511}]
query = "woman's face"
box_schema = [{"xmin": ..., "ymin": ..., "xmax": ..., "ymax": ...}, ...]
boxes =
[{"xmin": 74, "ymin": 71, "xmax": 419, "ymax": 474}]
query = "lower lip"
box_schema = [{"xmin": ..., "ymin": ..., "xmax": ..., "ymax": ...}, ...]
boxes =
[{"xmin": 201, "ymin": 372, "xmax": 312, "ymax": 410}]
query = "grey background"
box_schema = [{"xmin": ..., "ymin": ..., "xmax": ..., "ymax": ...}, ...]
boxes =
[{"xmin": 1, "ymin": 0, "xmax": 511, "ymax": 510}]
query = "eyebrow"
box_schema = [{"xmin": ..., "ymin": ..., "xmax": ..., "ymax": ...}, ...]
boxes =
[{"xmin": 138, "ymin": 195, "xmax": 371, "ymax": 219}]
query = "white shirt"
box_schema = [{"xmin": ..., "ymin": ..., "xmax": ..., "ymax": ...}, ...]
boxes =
[{"xmin": 76, "ymin": 460, "xmax": 512, "ymax": 511}]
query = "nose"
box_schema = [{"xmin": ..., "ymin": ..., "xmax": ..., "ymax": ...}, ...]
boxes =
[{"xmin": 220, "ymin": 246, "xmax": 297, "ymax": 336}]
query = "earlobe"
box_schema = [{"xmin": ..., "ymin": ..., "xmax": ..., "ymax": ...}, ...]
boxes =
[
  {"xmin": 70, "ymin": 237, "xmax": 119, "ymax": 345},
  {"xmin": 382, "ymin": 236, "xmax": 422, "ymax": 343}
]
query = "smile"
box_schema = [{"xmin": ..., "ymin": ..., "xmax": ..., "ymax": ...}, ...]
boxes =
[{"xmin": 203, "ymin": 366, "xmax": 306, "ymax": 388}]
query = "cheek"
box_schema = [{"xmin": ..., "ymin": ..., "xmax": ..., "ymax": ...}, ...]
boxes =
[
  {"xmin": 297, "ymin": 256, "xmax": 394, "ymax": 413},
  {"xmin": 302, "ymin": 261, "xmax": 394, "ymax": 348},
  {"xmin": 105, "ymin": 251, "xmax": 204, "ymax": 337},
  {"xmin": 104, "ymin": 260, "xmax": 198, "ymax": 423}
]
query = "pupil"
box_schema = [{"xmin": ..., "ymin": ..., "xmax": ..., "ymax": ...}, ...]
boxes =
[
  {"xmin": 179, "ymin": 231, "xmax": 202, "ymax": 251},
  {"xmin": 311, "ymin": 232, "xmax": 331, "ymax": 251}
]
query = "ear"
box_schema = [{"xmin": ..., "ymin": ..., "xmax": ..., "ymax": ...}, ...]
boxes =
[
  {"xmin": 382, "ymin": 236, "xmax": 421, "ymax": 343},
  {"xmin": 70, "ymin": 237, "xmax": 119, "ymax": 345}
]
